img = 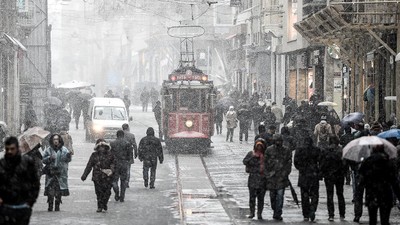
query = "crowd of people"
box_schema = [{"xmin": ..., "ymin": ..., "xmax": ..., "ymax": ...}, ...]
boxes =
[
  {"xmin": 242, "ymin": 105, "xmax": 400, "ymax": 224},
  {"xmin": 0, "ymin": 121, "xmax": 164, "ymax": 224}
]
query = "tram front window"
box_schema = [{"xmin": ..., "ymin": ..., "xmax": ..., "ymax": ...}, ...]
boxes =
[{"xmin": 176, "ymin": 90, "xmax": 205, "ymax": 112}]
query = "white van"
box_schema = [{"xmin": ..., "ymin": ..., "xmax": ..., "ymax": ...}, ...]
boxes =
[{"xmin": 86, "ymin": 98, "xmax": 131, "ymax": 142}]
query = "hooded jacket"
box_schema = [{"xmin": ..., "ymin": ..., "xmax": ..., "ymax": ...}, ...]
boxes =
[
  {"xmin": 138, "ymin": 128, "xmax": 163, "ymax": 162},
  {"xmin": 43, "ymin": 134, "xmax": 71, "ymax": 194},
  {"xmin": 81, "ymin": 142, "xmax": 115, "ymax": 182},
  {"xmin": 243, "ymin": 139, "xmax": 267, "ymax": 189}
]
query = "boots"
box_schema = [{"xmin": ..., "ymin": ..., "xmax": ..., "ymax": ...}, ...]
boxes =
[
  {"xmin": 55, "ymin": 200, "xmax": 61, "ymax": 211},
  {"xmin": 48, "ymin": 199, "xmax": 53, "ymax": 212},
  {"xmin": 248, "ymin": 206, "xmax": 255, "ymax": 219}
]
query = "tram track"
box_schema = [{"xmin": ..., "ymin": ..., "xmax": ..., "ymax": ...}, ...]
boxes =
[{"xmin": 174, "ymin": 153, "xmax": 239, "ymax": 225}]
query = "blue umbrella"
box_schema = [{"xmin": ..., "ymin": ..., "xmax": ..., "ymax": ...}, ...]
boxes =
[
  {"xmin": 341, "ymin": 112, "xmax": 364, "ymax": 126},
  {"xmin": 378, "ymin": 129, "xmax": 400, "ymax": 140}
]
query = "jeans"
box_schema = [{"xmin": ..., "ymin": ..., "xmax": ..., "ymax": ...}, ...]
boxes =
[
  {"xmin": 94, "ymin": 181, "xmax": 112, "ymax": 209},
  {"xmin": 226, "ymin": 128, "xmax": 234, "ymax": 141},
  {"xmin": 249, "ymin": 188, "xmax": 266, "ymax": 216},
  {"xmin": 112, "ymin": 161, "xmax": 128, "ymax": 200},
  {"xmin": 325, "ymin": 177, "xmax": 345, "ymax": 217},
  {"xmin": 300, "ymin": 184, "xmax": 319, "ymax": 218},
  {"xmin": 270, "ymin": 189, "xmax": 285, "ymax": 218},
  {"xmin": 0, "ymin": 206, "xmax": 32, "ymax": 225},
  {"xmin": 143, "ymin": 159, "xmax": 157, "ymax": 187},
  {"xmin": 216, "ymin": 122, "xmax": 222, "ymax": 134},
  {"xmin": 368, "ymin": 205, "xmax": 392, "ymax": 225}
]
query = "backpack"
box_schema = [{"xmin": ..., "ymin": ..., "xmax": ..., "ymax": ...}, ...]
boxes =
[{"xmin": 319, "ymin": 124, "xmax": 329, "ymax": 141}]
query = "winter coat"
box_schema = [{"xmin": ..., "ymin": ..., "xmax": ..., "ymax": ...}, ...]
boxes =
[
  {"xmin": 294, "ymin": 145, "xmax": 321, "ymax": 188},
  {"xmin": 153, "ymin": 104, "xmax": 162, "ymax": 124},
  {"xmin": 237, "ymin": 108, "xmax": 252, "ymax": 125},
  {"xmin": 43, "ymin": 145, "xmax": 71, "ymax": 193},
  {"xmin": 358, "ymin": 152, "xmax": 400, "ymax": 207},
  {"xmin": 252, "ymin": 105, "xmax": 265, "ymax": 122},
  {"xmin": 292, "ymin": 126, "xmax": 312, "ymax": 147},
  {"xmin": 314, "ymin": 121, "xmax": 332, "ymax": 146},
  {"xmin": 319, "ymin": 144, "xmax": 346, "ymax": 181},
  {"xmin": 263, "ymin": 111, "xmax": 276, "ymax": 127},
  {"xmin": 243, "ymin": 151, "xmax": 266, "ymax": 189},
  {"xmin": 60, "ymin": 131, "xmax": 74, "ymax": 155},
  {"xmin": 282, "ymin": 134, "xmax": 296, "ymax": 151},
  {"xmin": 123, "ymin": 131, "xmax": 138, "ymax": 160},
  {"xmin": 215, "ymin": 105, "xmax": 224, "ymax": 123},
  {"xmin": 138, "ymin": 128, "xmax": 163, "ymax": 163},
  {"xmin": 271, "ymin": 106, "xmax": 283, "ymax": 123},
  {"xmin": 339, "ymin": 133, "xmax": 354, "ymax": 147},
  {"xmin": 110, "ymin": 138, "xmax": 133, "ymax": 163},
  {"xmin": 25, "ymin": 146, "xmax": 43, "ymax": 177},
  {"xmin": 0, "ymin": 154, "xmax": 40, "ymax": 206},
  {"xmin": 264, "ymin": 144, "xmax": 292, "ymax": 190},
  {"xmin": 225, "ymin": 111, "xmax": 238, "ymax": 129},
  {"xmin": 81, "ymin": 147, "xmax": 115, "ymax": 182}
]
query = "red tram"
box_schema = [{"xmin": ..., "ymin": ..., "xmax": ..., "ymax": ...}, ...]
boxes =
[{"xmin": 161, "ymin": 67, "xmax": 216, "ymax": 149}]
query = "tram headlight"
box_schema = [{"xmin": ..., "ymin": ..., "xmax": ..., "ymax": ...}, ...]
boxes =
[
  {"xmin": 185, "ymin": 120, "xmax": 193, "ymax": 128},
  {"xmin": 201, "ymin": 75, "xmax": 208, "ymax": 81}
]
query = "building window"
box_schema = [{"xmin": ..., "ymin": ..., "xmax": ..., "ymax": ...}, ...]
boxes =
[{"xmin": 288, "ymin": 0, "xmax": 298, "ymax": 41}]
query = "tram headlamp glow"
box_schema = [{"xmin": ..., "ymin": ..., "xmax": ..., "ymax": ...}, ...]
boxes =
[
  {"xmin": 93, "ymin": 125, "xmax": 104, "ymax": 133},
  {"xmin": 185, "ymin": 120, "xmax": 193, "ymax": 128},
  {"xmin": 201, "ymin": 75, "xmax": 208, "ymax": 81}
]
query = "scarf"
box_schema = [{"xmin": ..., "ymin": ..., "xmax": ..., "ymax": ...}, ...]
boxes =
[{"xmin": 254, "ymin": 142, "xmax": 265, "ymax": 175}]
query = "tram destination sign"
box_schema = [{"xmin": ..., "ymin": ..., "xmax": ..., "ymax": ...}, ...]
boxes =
[{"xmin": 169, "ymin": 73, "xmax": 208, "ymax": 82}]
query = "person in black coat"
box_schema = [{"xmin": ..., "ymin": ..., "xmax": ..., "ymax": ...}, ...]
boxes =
[
  {"xmin": 238, "ymin": 104, "xmax": 252, "ymax": 143},
  {"xmin": 138, "ymin": 127, "xmax": 164, "ymax": 189},
  {"xmin": 243, "ymin": 139, "xmax": 267, "ymax": 220},
  {"xmin": 294, "ymin": 137, "xmax": 321, "ymax": 222},
  {"xmin": 319, "ymin": 135, "xmax": 346, "ymax": 221},
  {"xmin": 0, "ymin": 137, "xmax": 40, "ymax": 225},
  {"xmin": 215, "ymin": 104, "xmax": 224, "ymax": 135},
  {"xmin": 122, "ymin": 124, "xmax": 138, "ymax": 188},
  {"xmin": 110, "ymin": 130, "xmax": 133, "ymax": 202},
  {"xmin": 357, "ymin": 145, "xmax": 400, "ymax": 225},
  {"xmin": 81, "ymin": 140, "xmax": 115, "ymax": 212},
  {"xmin": 264, "ymin": 106, "xmax": 276, "ymax": 129}
]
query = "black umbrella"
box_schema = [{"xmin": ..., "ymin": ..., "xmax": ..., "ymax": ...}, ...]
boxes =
[{"xmin": 289, "ymin": 180, "xmax": 299, "ymax": 206}]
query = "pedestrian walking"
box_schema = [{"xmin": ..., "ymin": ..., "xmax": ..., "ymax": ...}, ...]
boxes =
[
  {"xmin": 243, "ymin": 139, "xmax": 267, "ymax": 220},
  {"xmin": 152, "ymin": 101, "xmax": 163, "ymax": 140},
  {"xmin": 23, "ymin": 101, "xmax": 38, "ymax": 131},
  {"xmin": 110, "ymin": 130, "xmax": 133, "ymax": 202},
  {"xmin": 122, "ymin": 124, "xmax": 138, "ymax": 188},
  {"xmin": 255, "ymin": 125, "xmax": 276, "ymax": 147},
  {"xmin": 0, "ymin": 137, "xmax": 40, "ymax": 225},
  {"xmin": 282, "ymin": 105, "xmax": 294, "ymax": 125},
  {"xmin": 82, "ymin": 99, "xmax": 90, "ymax": 130},
  {"xmin": 72, "ymin": 99, "xmax": 82, "ymax": 130},
  {"xmin": 138, "ymin": 127, "xmax": 164, "ymax": 189},
  {"xmin": 340, "ymin": 126, "xmax": 354, "ymax": 185},
  {"xmin": 215, "ymin": 104, "xmax": 224, "ymax": 135},
  {"xmin": 320, "ymin": 135, "xmax": 346, "ymax": 221},
  {"xmin": 238, "ymin": 104, "xmax": 252, "ymax": 143},
  {"xmin": 357, "ymin": 145, "xmax": 400, "ymax": 225},
  {"xmin": 294, "ymin": 137, "xmax": 321, "ymax": 222},
  {"xmin": 140, "ymin": 88, "xmax": 150, "ymax": 112},
  {"xmin": 314, "ymin": 115, "xmax": 332, "ymax": 148},
  {"xmin": 280, "ymin": 126, "xmax": 296, "ymax": 151},
  {"xmin": 150, "ymin": 87, "xmax": 159, "ymax": 108},
  {"xmin": 42, "ymin": 134, "xmax": 72, "ymax": 212},
  {"xmin": 264, "ymin": 106, "xmax": 276, "ymax": 129},
  {"xmin": 271, "ymin": 102, "xmax": 283, "ymax": 131},
  {"xmin": 264, "ymin": 134, "xmax": 292, "ymax": 220},
  {"xmin": 81, "ymin": 139, "xmax": 115, "ymax": 212},
  {"xmin": 123, "ymin": 95, "xmax": 131, "ymax": 117},
  {"xmin": 225, "ymin": 106, "xmax": 237, "ymax": 142}
]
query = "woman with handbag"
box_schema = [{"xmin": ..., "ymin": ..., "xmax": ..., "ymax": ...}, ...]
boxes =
[
  {"xmin": 225, "ymin": 106, "xmax": 238, "ymax": 142},
  {"xmin": 243, "ymin": 139, "xmax": 267, "ymax": 220},
  {"xmin": 42, "ymin": 134, "xmax": 72, "ymax": 212},
  {"xmin": 81, "ymin": 139, "xmax": 115, "ymax": 212}
]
